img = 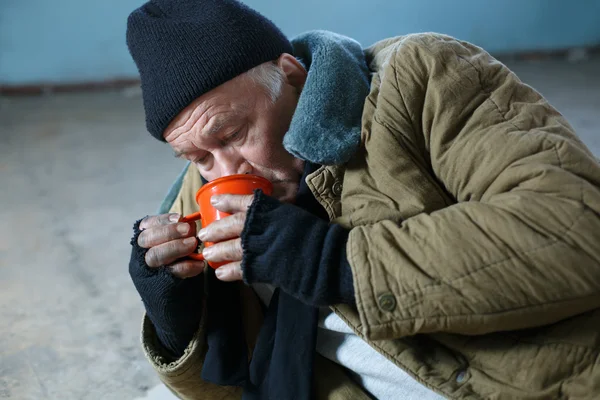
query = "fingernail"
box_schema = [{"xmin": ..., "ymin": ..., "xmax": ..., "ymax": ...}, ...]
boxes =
[
  {"xmin": 215, "ymin": 268, "xmax": 224, "ymax": 279},
  {"xmin": 202, "ymin": 247, "xmax": 213, "ymax": 258},
  {"xmin": 183, "ymin": 237, "xmax": 196, "ymax": 245},
  {"xmin": 177, "ymin": 223, "xmax": 190, "ymax": 234},
  {"xmin": 210, "ymin": 195, "xmax": 221, "ymax": 206},
  {"xmin": 169, "ymin": 214, "xmax": 180, "ymax": 222},
  {"xmin": 197, "ymin": 229, "xmax": 206, "ymax": 241}
]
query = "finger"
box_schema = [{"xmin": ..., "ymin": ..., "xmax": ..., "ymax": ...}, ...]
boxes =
[
  {"xmin": 202, "ymin": 238, "xmax": 243, "ymax": 263},
  {"xmin": 211, "ymin": 194, "xmax": 254, "ymax": 213},
  {"xmin": 214, "ymin": 262, "xmax": 243, "ymax": 282},
  {"xmin": 145, "ymin": 237, "xmax": 198, "ymax": 267},
  {"xmin": 139, "ymin": 213, "xmax": 180, "ymax": 230},
  {"xmin": 167, "ymin": 260, "xmax": 206, "ymax": 279},
  {"xmin": 198, "ymin": 213, "xmax": 245, "ymax": 243},
  {"xmin": 138, "ymin": 222, "xmax": 194, "ymax": 248}
]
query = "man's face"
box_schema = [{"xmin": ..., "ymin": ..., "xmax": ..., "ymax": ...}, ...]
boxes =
[{"xmin": 163, "ymin": 55, "xmax": 307, "ymax": 203}]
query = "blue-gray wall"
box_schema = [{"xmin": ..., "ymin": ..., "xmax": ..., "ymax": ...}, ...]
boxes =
[{"xmin": 1, "ymin": 0, "xmax": 599, "ymax": 85}]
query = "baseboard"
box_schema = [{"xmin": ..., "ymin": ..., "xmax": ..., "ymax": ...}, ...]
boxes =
[
  {"xmin": 495, "ymin": 44, "xmax": 600, "ymax": 62},
  {"xmin": 1, "ymin": 44, "xmax": 598, "ymax": 96},
  {"xmin": 0, "ymin": 78, "xmax": 141, "ymax": 96}
]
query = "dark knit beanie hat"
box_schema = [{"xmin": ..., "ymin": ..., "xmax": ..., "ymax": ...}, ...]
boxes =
[{"xmin": 126, "ymin": 0, "xmax": 293, "ymax": 140}]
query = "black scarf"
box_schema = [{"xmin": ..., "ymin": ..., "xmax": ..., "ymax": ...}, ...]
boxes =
[{"xmin": 201, "ymin": 162, "xmax": 327, "ymax": 399}]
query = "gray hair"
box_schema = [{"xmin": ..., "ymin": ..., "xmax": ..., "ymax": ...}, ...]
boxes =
[{"xmin": 244, "ymin": 61, "xmax": 285, "ymax": 102}]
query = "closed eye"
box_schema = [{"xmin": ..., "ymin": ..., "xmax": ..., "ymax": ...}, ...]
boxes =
[
  {"xmin": 194, "ymin": 153, "xmax": 211, "ymax": 164},
  {"xmin": 224, "ymin": 129, "xmax": 245, "ymax": 144}
]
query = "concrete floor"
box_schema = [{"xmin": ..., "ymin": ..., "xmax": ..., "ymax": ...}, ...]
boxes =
[{"xmin": 1, "ymin": 56, "xmax": 599, "ymax": 400}]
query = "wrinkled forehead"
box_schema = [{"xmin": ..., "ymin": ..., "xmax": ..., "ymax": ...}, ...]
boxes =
[{"xmin": 163, "ymin": 74, "xmax": 255, "ymax": 140}]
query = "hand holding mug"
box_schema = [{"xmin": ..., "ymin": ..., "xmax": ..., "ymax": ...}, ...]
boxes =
[
  {"xmin": 179, "ymin": 174, "xmax": 272, "ymax": 279},
  {"xmin": 195, "ymin": 194, "xmax": 256, "ymax": 282},
  {"xmin": 137, "ymin": 213, "xmax": 204, "ymax": 279}
]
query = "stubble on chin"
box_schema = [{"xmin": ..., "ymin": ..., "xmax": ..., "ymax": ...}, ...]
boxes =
[
  {"xmin": 271, "ymin": 181, "xmax": 300, "ymax": 203},
  {"xmin": 268, "ymin": 158, "xmax": 304, "ymax": 203}
]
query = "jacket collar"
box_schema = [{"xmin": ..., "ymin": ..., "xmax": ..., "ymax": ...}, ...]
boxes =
[{"xmin": 283, "ymin": 30, "xmax": 371, "ymax": 166}]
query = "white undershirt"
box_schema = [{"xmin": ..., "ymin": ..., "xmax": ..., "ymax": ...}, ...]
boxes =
[{"xmin": 251, "ymin": 283, "xmax": 445, "ymax": 400}]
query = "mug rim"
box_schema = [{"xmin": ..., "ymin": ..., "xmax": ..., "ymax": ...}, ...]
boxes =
[{"xmin": 195, "ymin": 174, "xmax": 273, "ymax": 203}]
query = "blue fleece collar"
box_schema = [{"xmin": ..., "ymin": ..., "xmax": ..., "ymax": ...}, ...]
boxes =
[{"xmin": 284, "ymin": 31, "xmax": 370, "ymax": 166}]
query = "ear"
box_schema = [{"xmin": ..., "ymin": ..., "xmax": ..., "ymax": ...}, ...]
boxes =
[{"xmin": 277, "ymin": 53, "xmax": 307, "ymax": 90}]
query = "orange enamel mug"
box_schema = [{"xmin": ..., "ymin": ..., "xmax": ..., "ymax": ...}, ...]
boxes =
[{"xmin": 179, "ymin": 174, "xmax": 273, "ymax": 269}]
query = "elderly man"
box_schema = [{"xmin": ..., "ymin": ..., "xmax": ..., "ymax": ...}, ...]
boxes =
[{"xmin": 126, "ymin": 0, "xmax": 600, "ymax": 399}]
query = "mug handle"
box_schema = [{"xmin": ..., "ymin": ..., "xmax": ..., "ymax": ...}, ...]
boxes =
[{"xmin": 179, "ymin": 212, "xmax": 205, "ymax": 261}]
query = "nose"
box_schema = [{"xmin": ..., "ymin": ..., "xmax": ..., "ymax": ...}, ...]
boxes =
[
  {"xmin": 216, "ymin": 151, "xmax": 253, "ymax": 176},
  {"xmin": 237, "ymin": 162, "xmax": 253, "ymax": 175}
]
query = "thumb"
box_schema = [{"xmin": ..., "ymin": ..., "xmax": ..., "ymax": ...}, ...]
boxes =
[{"xmin": 211, "ymin": 194, "xmax": 255, "ymax": 213}]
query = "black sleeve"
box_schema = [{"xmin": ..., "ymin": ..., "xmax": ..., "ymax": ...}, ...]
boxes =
[
  {"xmin": 240, "ymin": 191, "xmax": 355, "ymax": 307},
  {"xmin": 129, "ymin": 218, "xmax": 204, "ymax": 358}
]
